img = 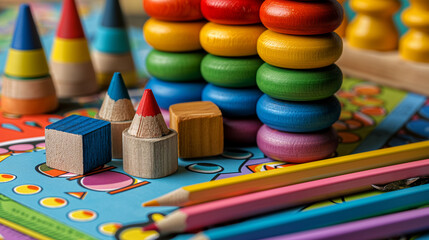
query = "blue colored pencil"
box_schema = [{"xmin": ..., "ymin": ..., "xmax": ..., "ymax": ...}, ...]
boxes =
[{"xmin": 192, "ymin": 183, "xmax": 429, "ymax": 240}]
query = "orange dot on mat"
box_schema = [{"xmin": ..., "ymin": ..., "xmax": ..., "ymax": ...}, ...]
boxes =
[
  {"xmin": 83, "ymin": 211, "xmax": 94, "ymax": 216},
  {"xmin": 55, "ymin": 198, "xmax": 66, "ymax": 204},
  {"xmin": 28, "ymin": 185, "xmax": 40, "ymax": 190}
]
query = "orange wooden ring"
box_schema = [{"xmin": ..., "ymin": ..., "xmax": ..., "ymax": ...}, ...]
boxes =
[
  {"xmin": 143, "ymin": 0, "xmax": 203, "ymax": 21},
  {"xmin": 1, "ymin": 95, "xmax": 58, "ymax": 115},
  {"xmin": 260, "ymin": 0, "xmax": 343, "ymax": 35}
]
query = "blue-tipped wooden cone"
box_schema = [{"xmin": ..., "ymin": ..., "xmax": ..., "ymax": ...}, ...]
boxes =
[
  {"xmin": 96, "ymin": 72, "xmax": 135, "ymax": 158},
  {"xmin": 2, "ymin": 4, "xmax": 57, "ymax": 115}
]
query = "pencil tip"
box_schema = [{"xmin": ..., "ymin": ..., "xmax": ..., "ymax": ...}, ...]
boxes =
[
  {"xmin": 107, "ymin": 72, "xmax": 130, "ymax": 101},
  {"xmin": 136, "ymin": 89, "xmax": 162, "ymax": 117},
  {"xmin": 142, "ymin": 223, "xmax": 159, "ymax": 232},
  {"xmin": 143, "ymin": 200, "xmax": 160, "ymax": 207},
  {"xmin": 57, "ymin": 0, "xmax": 85, "ymax": 38}
]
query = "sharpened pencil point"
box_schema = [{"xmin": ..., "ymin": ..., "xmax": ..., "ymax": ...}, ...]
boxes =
[
  {"xmin": 142, "ymin": 223, "xmax": 159, "ymax": 232},
  {"xmin": 143, "ymin": 200, "xmax": 160, "ymax": 207}
]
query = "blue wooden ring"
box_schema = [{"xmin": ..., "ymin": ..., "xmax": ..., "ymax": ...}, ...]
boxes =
[
  {"xmin": 145, "ymin": 77, "xmax": 206, "ymax": 109},
  {"xmin": 93, "ymin": 27, "xmax": 131, "ymax": 54},
  {"xmin": 257, "ymin": 94, "xmax": 341, "ymax": 132},
  {"xmin": 202, "ymin": 84, "xmax": 263, "ymax": 117}
]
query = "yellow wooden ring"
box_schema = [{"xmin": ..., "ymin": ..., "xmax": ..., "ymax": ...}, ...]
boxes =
[
  {"xmin": 143, "ymin": 18, "xmax": 205, "ymax": 52},
  {"xmin": 51, "ymin": 38, "xmax": 91, "ymax": 63},
  {"xmin": 257, "ymin": 30, "xmax": 343, "ymax": 69},
  {"xmin": 4, "ymin": 49, "xmax": 49, "ymax": 78},
  {"xmin": 1, "ymin": 94, "xmax": 58, "ymax": 115},
  {"xmin": 200, "ymin": 22, "xmax": 266, "ymax": 57}
]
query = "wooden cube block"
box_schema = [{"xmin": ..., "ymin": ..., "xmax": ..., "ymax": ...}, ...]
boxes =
[
  {"xmin": 45, "ymin": 115, "xmax": 112, "ymax": 174},
  {"xmin": 170, "ymin": 101, "xmax": 223, "ymax": 158}
]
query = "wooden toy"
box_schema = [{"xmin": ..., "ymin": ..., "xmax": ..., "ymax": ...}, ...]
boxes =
[
  {"xmin": 337, "ymin": 0, "xmax": 429, "ymax": 96},
  {"xmin": 275, "ymin": 207, "xmax": 429, "ymax": 240},
  {"xmin": 200, "ymin": 22, "xmax": 266, "ymax": 57},
  {"xmin": 123, "ymin": 89, "xmax": 178, "ymax": 178},
  {"xmin": 201, "ymin": 0, "xmax": 262, "ymax": 25},
  {"xmin": 169, "ymin": 101, "xmax": 223, "ymax": 158},
  {"xmin": 193, "ymin": 183, "xmax": 429, "ymax": 240},
  {"xmin": 50, "ymin": 0, "xmax": 98, "ymax": 98},
  {"xmin": 202, "ymin": 84, "xmax": 263, "ymax": 117},
  {"xmin": 143, "ymin": 140, "xmax": 429, "ymax": 206},
  {"xmin": 256, "ymin": 95, "xmax": 341, "ymax": 132},
  {"xmin": 92, "ymin": 0, "xmax": 137, "ymax": 88},
  {"xmin": 399, "ymin": 0, "xmax": 429, "ymax": 63},
  {"xmin": 223, "ymin": 117, "xmax": 262, "ymax": 146},
  {"xmin": 146, "ymin": 50, "xmax": 205, "ymax": 82},
  {"xmin": 143, "ymin": 18, "xmax": 205, "ymax": 52},
  {"xmin": 335, "ymin": 0, "xmax": 348, "ymax": 38},
  {"xmin": 257, "ymin": 30, "xmax": 342, "ymax": 69},
  {"xmin": 201, "ymin": 54, "xmax": 264, "ymax": 88},
  {"xmin": 260, "ymin": 0, "xmax": 343, "ymax": 35},
  {"xmin": 1, "ymin": 4, "xmax": 58, "ymax": 115},
  {"xmin": 143, "ymin": 159, "xmax": 429, "ymax": 234},
  {"xmin": 346, "ymin": 0, "xmax": 400, "ymax": 51},
  {"xmin": 45, "ymin": 115, "xmax": 112, "ymax": 174},
  {"xmin": 257, "ymin": 125, "xmax": 338, "ymax": 162},
  {"xmin": 256, "ymin": 63, "xmax": 343, "ymax": 101},
  {"xmin": 145, "ymin": 77, "xmax": 206, "ymax": 109},
  {"xmin": 95, "ymin": 73, "xmax": 135, "ymax": 159},
  {"xmin": 143, "ymin": 0, "xmax": 203, "ymax": 22}
]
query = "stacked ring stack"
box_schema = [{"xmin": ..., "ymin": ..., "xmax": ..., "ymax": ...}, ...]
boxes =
[
  {"xmin": 143, "ymin": 0, "xmax": 207, "ymax": 124},
  {"xmin": 200, "ymin": 0, "xmax": 265, "ymax": 145},
  {"xmin": 92, "ymin": 0, "xmax": 138, "ymax": 88},
  {"xmin": 256, "ymin": 0, "xmax": 344, "ymax": 163}
]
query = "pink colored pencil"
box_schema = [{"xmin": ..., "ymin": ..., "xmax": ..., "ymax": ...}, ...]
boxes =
[
  {"xmin": 266, "ymin": 207, "xmax": 429, "ymax": 240},
  {"xmin": 143, "ymin": 159, "xmax": 429, "ymax": 234}
]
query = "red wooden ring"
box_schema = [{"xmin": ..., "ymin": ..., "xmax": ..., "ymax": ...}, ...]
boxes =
[
  {"xmin": 201, "ymin": 0, "xmax": 263, "ymax": 25},
  {"xmin": 143, "ymin": 0, "xmax": 203, "ymax": 21},
  {"xmin": 260, "ymin": 0, "xmax": 343, "ymax": 35}
]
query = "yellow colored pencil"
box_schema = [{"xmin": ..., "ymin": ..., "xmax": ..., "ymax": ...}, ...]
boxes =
[{"xmin": 143, "ymin": 141, "xmax": 429, "ymax": 207}]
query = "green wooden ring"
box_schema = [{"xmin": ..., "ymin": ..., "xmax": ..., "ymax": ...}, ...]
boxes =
[
  {"xmin": 201, "ymin": 54, "xmax": 264, "ymax": 88},
  {"xmin": 146, "ymin": 49, "xmax": 205, "ymax": 82},
  {"xmin": 257, "ymin": 63, "xmax": 343, "ymax": 101}
]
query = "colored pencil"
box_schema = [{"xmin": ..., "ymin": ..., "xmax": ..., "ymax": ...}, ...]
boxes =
[
  {"xmin": 142, "ymin": 159, "xmax": 429, "ymax": 234},
  {"xmin": 192, "ymin": 183, "xmax": 429, "ymax": 240},
  {"xmin": 266, "ymin": 207, "xmax": 429, "ymax": 240},
  {"xmin": 143, "ymin": 140, "xmax": 429, "ymax": 206}
]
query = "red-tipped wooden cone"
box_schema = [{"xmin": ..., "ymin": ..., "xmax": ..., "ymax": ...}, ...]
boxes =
[{"xmin": 123, "ymin": 89, "xmax": 178, "ymax": 178}]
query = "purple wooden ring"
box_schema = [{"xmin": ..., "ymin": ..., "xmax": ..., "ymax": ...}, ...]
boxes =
[
  {"xmin": 224, "ymin": 117, "xmax": 262, "ymax": 146},
  {"xmin": 257, "ymin": 125, "xmax": 339, "ymax": 163}
]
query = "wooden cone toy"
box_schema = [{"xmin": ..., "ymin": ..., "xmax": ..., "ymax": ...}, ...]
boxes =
[
  {"xmin": 92, "ymin": 0, "xmax": 137, "ymax": 88},
  {"xmin": 50, "ymin": 0, "xmax": 98, "ymax": 98},
  {"xmin": 95, "ymin": 72, "xmax": 135, "ymax": 159},
  {"xmin": 123, "ymin": 89, "xmax": 178, "ymax": 178},
  {"xmin": 1, "ymin": 4, "xmax": 58, "ymax": 115}
]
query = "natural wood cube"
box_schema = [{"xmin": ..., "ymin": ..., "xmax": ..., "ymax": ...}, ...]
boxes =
[
  {"xmin": 169, "ymin": 101, "xmax": 223, "ymax": 158},
  {"xmin": 45, "ymin": 115, "xmax": 112, "ymax": 174}
]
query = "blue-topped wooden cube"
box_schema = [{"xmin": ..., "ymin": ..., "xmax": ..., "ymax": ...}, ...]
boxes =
[{"xmin": 45, "ymin": 115, "xmax": 112, "ymax": 174}]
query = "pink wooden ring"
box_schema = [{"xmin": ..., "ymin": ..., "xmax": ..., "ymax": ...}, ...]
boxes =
[
  {"xmin": 224, "ymin": 117, "xmax": 262, "ymax": 146},
  {"xmin": 257, "ymin": 125, "xmax": 338, "ymax": 163}
]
